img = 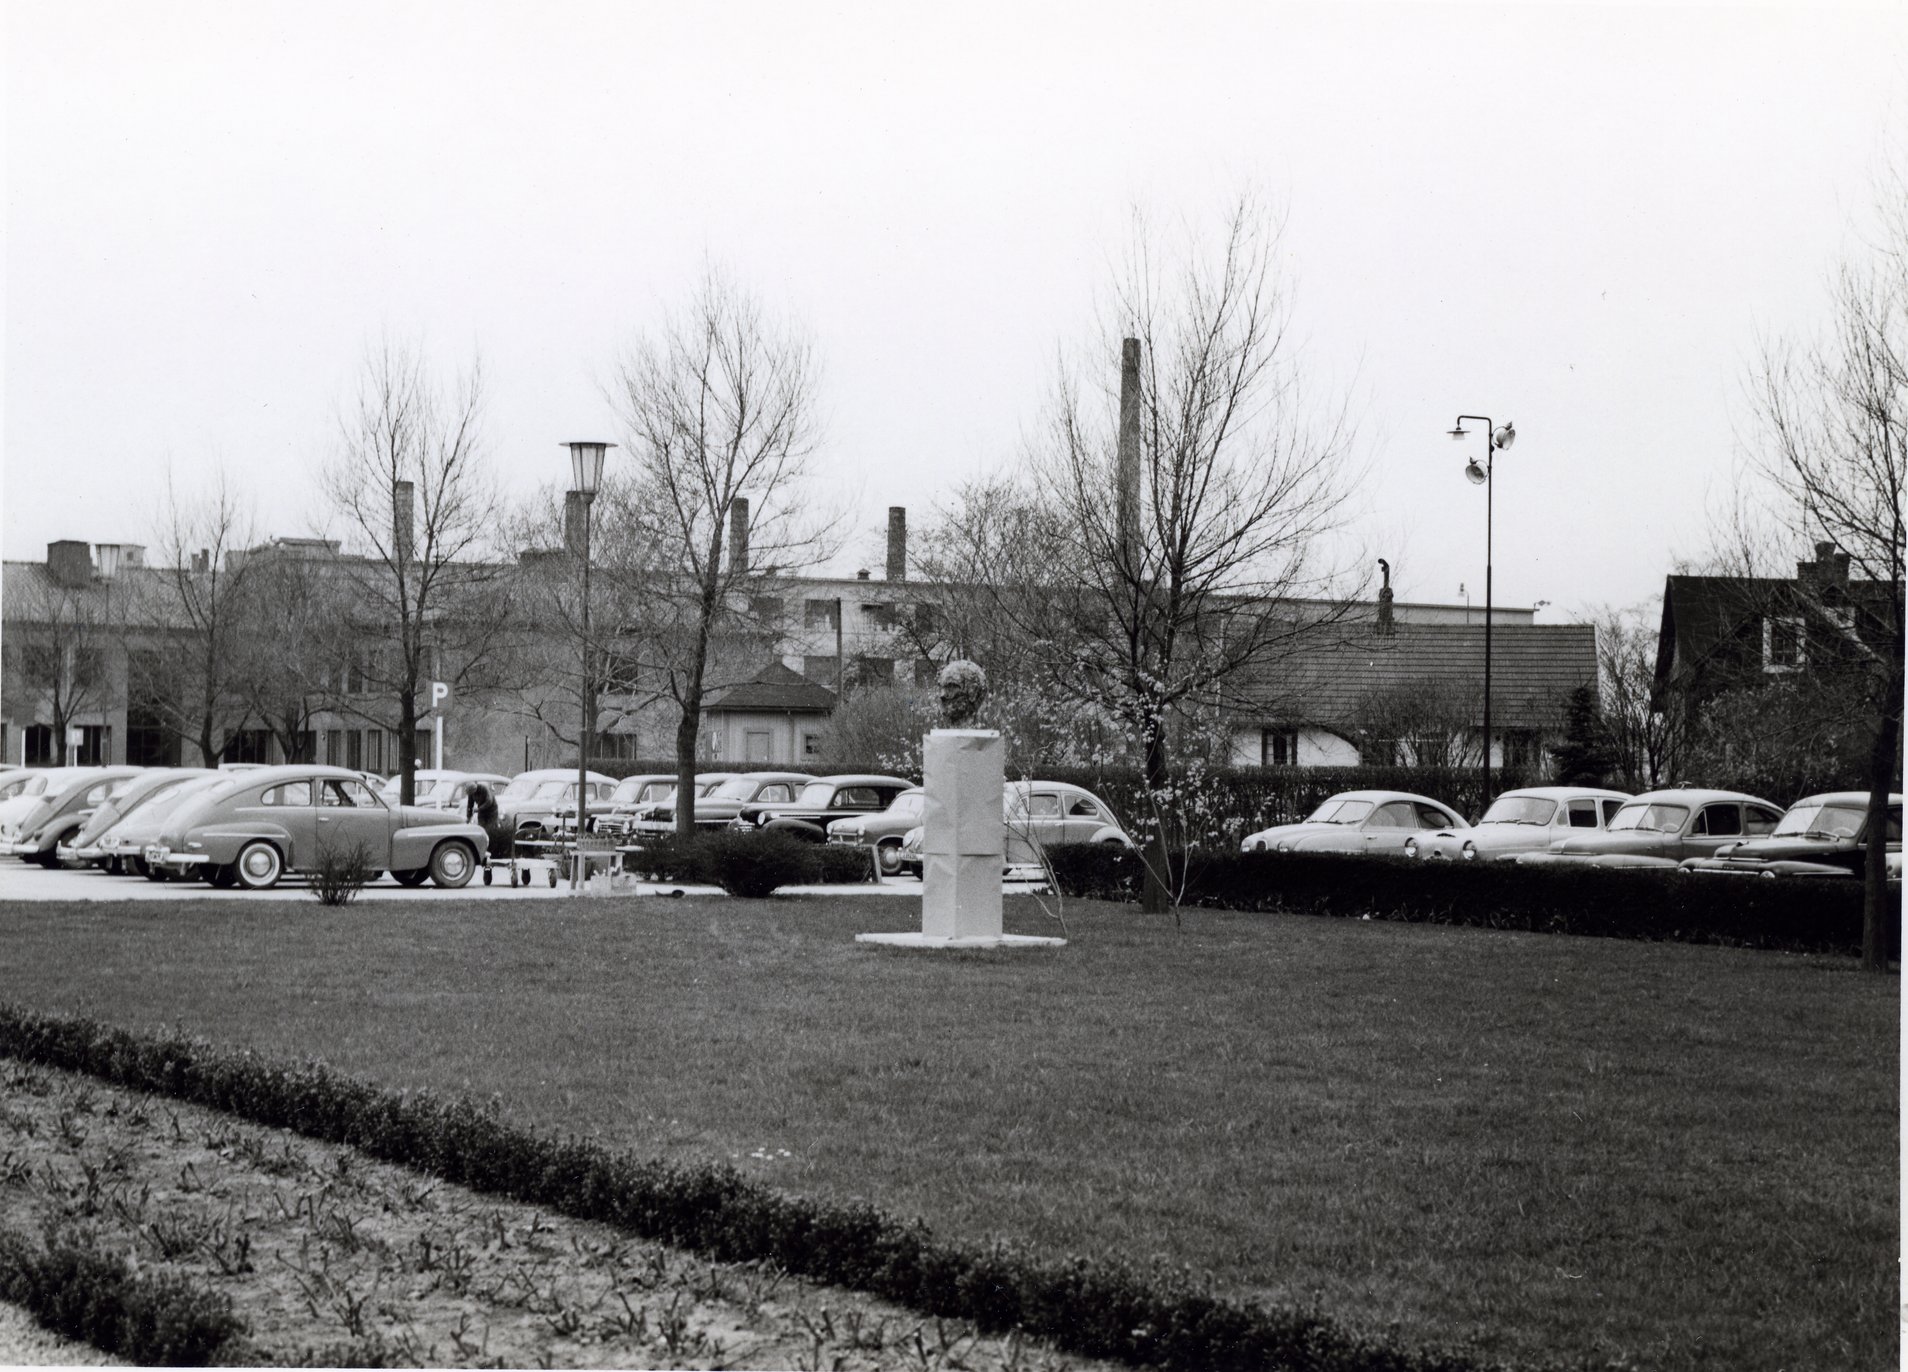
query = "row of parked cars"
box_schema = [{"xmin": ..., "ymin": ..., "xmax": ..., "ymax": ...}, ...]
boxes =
[{"xmin": 1238, "ymin": 785, "xmax": 1903, "ymax": 879}]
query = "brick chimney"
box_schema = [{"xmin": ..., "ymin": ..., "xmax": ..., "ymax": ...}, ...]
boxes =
[
  {"xmin": 729, "ymin": 497, "xmax": 750, "ymax": 575},
  {"xmin": 190, "ymin": 549, "xmax": 210, "ymax": 574},
  {"xmin": 886, "ymin": 506, "xmax": 907, "ymax": 581},
  {"xmin": 95, "ymin": 545, "xmax": 122, "ymax": 579},
  {"xmin": 1376, "ymin": 558, "xmax": 1395, "ymax": 637},
  {"xmin": 563, "ymin": 490, "xmax": 585, "ymax": 557},
  {"xmin": 46, "ymin": 541, "xmax": 92, "ymax": 587},
  {"xmin": 393, "ymin": 480, "xmax": 415, "ymax": 564},
  {"xmin": 1797, "ymin": 540, "xmax": 1851, "ymax": 589},
  {"xmin": 1117, "ymin": 338, "xmax": 1141, "ymax": 570}
]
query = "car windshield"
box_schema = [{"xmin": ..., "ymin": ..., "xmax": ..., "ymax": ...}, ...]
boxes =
[
  {"xmin": 612, "ymin": 778, "xmax": 656, "ymax": 803},
  {"xmin": 500, "ymin": 778, "xmax": 542, "ymax": 803},
  {"xmin": 1304, "ymin": 798, "xmax": 1374, "ymax": 825},
  {"xmin": 711, "ymin": 777, "xmax": 759, "ymax": 800},
  {"xmin": 531, "ymin": 780, "xmax": 570, "ymax": 802},
  {"xmin": 797, "ymin": 781, "xmax": 837, "ymax": 806},
  {"xmin": 1773, "ymin": 803, "xmax": 1868, "ymax": 839},
  {"xmin": 1608, "ymin": 802, "xmax": 1689, "ymax": 833},
  {"xmin": 1480, "ymin": 797, "xmax": 1557, "ymax": 826}
]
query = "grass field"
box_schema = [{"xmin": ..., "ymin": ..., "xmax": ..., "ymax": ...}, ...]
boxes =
[{"xmin": 0, "ymin": 892, "xmax": 1894, "ymax": 1370}]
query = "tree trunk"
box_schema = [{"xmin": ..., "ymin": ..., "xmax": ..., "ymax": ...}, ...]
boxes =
[
  {"xmin": 398, "ymin": 691, "xmax": 417, "ymax": 806},
  {"xmin": 1141, "ymin": 716, "xmax": 1173, "ymax": 917},
  {"xmin": 1861, "ymin": 692, "xmax": 1901, "ymax": 972},
  {"xmin": 674, "ymin": 704, "xmax": 701, "ymax": 839}
]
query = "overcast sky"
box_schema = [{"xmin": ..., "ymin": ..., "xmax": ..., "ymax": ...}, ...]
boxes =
[{"xmin": 5, "ymin": 1, "xmax": 1903, "ymax": 620}]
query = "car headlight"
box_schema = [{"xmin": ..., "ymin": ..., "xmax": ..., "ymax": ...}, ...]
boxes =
[{"xmin": 1461, "ymin": 840, "xmax": 1477, "ymax": 861}]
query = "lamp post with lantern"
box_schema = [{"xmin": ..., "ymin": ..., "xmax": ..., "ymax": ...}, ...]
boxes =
[
  {"xmin": 565, "ymin": 440, "xmax": 612, "ymax": 889},
  {"xmin": 1446, "ymin": 415, "xmax": 1515, "ymax": 802}
]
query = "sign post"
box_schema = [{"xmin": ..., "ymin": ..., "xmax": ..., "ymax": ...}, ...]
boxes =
[
  {"xmin": 64, "ymin": 725, "xmax": 84, "ymax": 765},
  {"xmin": 429, "ymin": 681, "xmax": 451, "ymax": 771}
]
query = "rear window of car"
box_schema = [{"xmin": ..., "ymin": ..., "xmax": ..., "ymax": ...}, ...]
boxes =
[
  {"xmin": 835, "ymin": 787, "xmax": 882, "ymax": 810},
  {"xmin": 1413, "ymin": 802, "xmax": 1454, "ymax": 828}
]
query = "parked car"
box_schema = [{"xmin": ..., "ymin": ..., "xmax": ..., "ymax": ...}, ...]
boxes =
[
  {"xmin": 376, "ymin": 769, "xmax": 510, "ymax": 812},
  {"xmin": 610, "ymin": 773, "xmax": 739, "ymax": 837},
  {"xmin": 629, "ymin": 772, "xmax": 813, "ymax": 838},
  {"xmin": 61, "ymin": 768, "xmax": 220, "ymax": 869},
  {"xmin": 143, "ymin": 765, "xmax": 489, "ymax": 890},
  {"xmin": 0, "ymin": 767, "xmax": 144, "ymax": 865},
  {"xmin": 892, "ymin": 780, "xmax": 1135, "ymax": 877},
  {"xmin": 1516, "ymin": 788, "xmax": 1784, "ymax": 869},
  {"xmin": 731, "ymin": 774, "xmax": 916, "ymax": 841},
  {"xmin": 497, "ymin": 769, "xmax": 618, "ymax": 835},
  {"xmin": 1403, "ymin": 786, "xmax": 1633, "ymax": 862},
  {"xmin": 0, "ymin": 768, "xmax": 102, "ymax": 839},
  {"xmin": 828, "ymin": 787, "xmax": 926, "ymax": 874},
  {"xmin": 98, "ymin": 774, "xmax": 243, "ymax": 878},
  {"xmin": 1241, "ymin": 791, "xmax": 1467, "ymax": 855},
  {"xmin": 1680, "ymin": 791, "xmax": 1903, "ymax": 879}
]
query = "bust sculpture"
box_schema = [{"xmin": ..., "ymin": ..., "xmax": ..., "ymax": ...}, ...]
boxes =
[{"xmin": 936, "ymin": 660, "xmax": 988, "ymax": 728}]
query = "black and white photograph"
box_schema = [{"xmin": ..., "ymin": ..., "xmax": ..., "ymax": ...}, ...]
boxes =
[{"xmin": 0, "ymin": 2, "xmax": 1902, "ymax": 1368}]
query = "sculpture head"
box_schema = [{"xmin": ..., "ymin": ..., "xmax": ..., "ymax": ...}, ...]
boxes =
[{"xmin": 936, "ymin": 660, "xmax": 988, "ymax": 727}]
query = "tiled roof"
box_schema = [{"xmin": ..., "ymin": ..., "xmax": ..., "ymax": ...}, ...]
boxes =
[
  {"xmin": 1235, "ymin": 623, "xmax": 1598, "ymax": 732},
  {"xmin": 704, "ymin": 661, "xmax": 838, "ymax": 714},
  {"xmin": 1655, "ymin": 573, "xmax": 1899, "ymax": 686}
]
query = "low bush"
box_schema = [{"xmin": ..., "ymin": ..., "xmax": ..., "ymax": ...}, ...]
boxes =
[
  {"xmin": 623, "ymin": 832, "xmax": 713, "ymax": 883},
  {"xmin": 625, "ymin": 832, "xmax": 876, "ymax": 889},
  {"xmin": 0, "ymin": 1223, "xmax": 247, "ymax": 1366},
  {"xmin": 310, "ymin": 840, "xmax": 373, "ymax": 906},
  {"xmin": 811, "ymin": 841, "xmax": 877, "ymax": 884},
  {"xmin": 0, "ymin": 1005, "xmax": 1498, "ymax": 1372},
  {"xmin": 1043, "ymin": 843, "xmax": 1893, "ymax": 957}
]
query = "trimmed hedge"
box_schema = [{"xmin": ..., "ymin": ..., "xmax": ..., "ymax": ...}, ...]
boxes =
[
  {"xmin": 0, "ymin": 1225, "xmax": 246, "ymax": 1366},
  {"xmin": 624, "ymin": 830, "xmax": 876, "ymax": 892},
  {"xmin": 1042, "ymin": 844, "xmax": 1897, "ymax": 958},
  {"xmin": 0, "ymin": 1005, "xmax": 1516, "ymax": 1372}
]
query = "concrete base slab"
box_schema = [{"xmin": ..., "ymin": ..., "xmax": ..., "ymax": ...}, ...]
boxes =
[{"xmin": 854, "ymin": 931, "xmax": 1066, "ymax": 950}]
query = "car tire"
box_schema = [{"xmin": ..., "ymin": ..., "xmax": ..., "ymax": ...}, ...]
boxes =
[
  {"xmin": 207, "ymin": 864, "xmax": 238, "ymax": 889},
  {"xmin": 233, "ymin": 841, "xmax": 283, "ymax": 891},
  {"xmin": 875, "ymin": 839, "xmax": 904, "ymax": 875},
  {"xmin": 26, "ymin": 849, "xmax": 58, "ymax": 868},
  {"xmin": 143, "ymin": 863, "xmax": 169, "ymax": 883},
  {"xmin": 393, "ymin": 869, "xmax": 429, "ymax": 887},
  {"xmin": 428, "ymin": 841, "xmax": 475, "ymax": 889}
]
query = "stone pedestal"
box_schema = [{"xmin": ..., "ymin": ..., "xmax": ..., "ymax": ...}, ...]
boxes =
[{"xmin": 856, "ymin": 728, "xmax": 1064, "ymax": 950}]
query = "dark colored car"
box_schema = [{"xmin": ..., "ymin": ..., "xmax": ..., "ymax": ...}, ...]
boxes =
[
  {"xmin": 827, "ymin": 787, "xmax": 926, "ymax": 873},
  {"xmin": 1517, "ymin": 788, "xmax": 1784, "ymax": 869},
  {"xmin": 730, "ymin": 774, "xmax": 916, "ymax": 841},
  {"xmin": 143, "ymin": 765, "xmax": 488, "ymax": 890},
  {"xmin": 1681, "ymin": 791, "xmax": 1903, "ymax": 878},
  {"xmin": 631, "ymin": 771, "xmax": 813, "ymax": 837}
]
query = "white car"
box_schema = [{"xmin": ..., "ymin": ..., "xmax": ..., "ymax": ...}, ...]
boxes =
[
  {"xmin": 376, "ymin": 769, "xmax": 510, "ymax": 812},
  {"xmin": 1404, "ymin": 786, "xmax": 1633, "ymax": 862},
  {"xmin": 1241, "ymin": 790, "xmax": 1467, "ymax": 855},
  {"xmin": 893, "ymin": 780, "xmax": 1134, "ymax": 877}
]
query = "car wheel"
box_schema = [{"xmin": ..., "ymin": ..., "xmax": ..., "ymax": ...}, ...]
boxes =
[
  {"xmin": 233, "ymin": 841, "xmax": 283, "ymax": 891},
  {"xmin": 207, "ymin": 864, "xmax": 238, "ymax": 889},
  {"xmin": 875, "ymin": 839, "xmax": 904, "ymax": 875},
  {"xmin": 429, "ymin": 841, "xmax": 475, "ymax": 889},
  {"xmin": 143, "ymin": 863, "xmax": 169, "ymax": 883},
  {"xmin": 393, "ymin": 868, "xmax": 429, "ymax": 888}
]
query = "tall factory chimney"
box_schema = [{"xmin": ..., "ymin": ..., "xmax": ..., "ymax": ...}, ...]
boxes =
[
  {"xmin": 885, "ymin": 506, "xmax": 907, "ymax": 581},
  {"xmin": 1117, "ymin": 337, "xmax": 1142, "ymax": 571}
]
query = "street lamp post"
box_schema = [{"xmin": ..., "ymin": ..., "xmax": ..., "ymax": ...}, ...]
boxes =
[
  {"xmin": 565, "ymin": 441, "xmax": 613, "ymax": 891},
  {"xmin": 1447, "ymin": 415, "xmax": 1515, "ymax": 803}
]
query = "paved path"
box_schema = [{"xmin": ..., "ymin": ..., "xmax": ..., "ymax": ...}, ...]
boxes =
[{"xmin": 0, "ymin": 1300, "xmax": 124, "ymax": 1365}]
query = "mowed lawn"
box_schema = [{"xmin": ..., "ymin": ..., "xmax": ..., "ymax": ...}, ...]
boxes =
[{"xmin": 0, "ymin": 892, "xmax": 1893, "ymax": 1371}]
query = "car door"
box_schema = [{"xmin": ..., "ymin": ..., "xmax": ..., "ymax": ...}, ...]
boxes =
[
  {"xmin": 317, "ymin": 777, "xmax": 393, "ymax": 868},
  {"xmin": 1360, "ymin": 800, "xmax": 1421, "ymax": 851},
  {"xmin": 1064, "ymin": 794, "xmax": 1110, "ymax": 844},
  {"xmin": 255, "ymin": 779, "xmax": 319, "ymax": 865},
  {"xmin": 1564, "ymin": 798, "xmax": 1602, "ymax": 832}
]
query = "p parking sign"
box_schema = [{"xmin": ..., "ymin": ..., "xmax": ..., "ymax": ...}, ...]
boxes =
[{"xmin": 430, "ymin": 681, "xmax": 452, "ymax": 712}]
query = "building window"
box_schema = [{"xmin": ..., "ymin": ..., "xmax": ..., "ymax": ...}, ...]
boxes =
[
  {"xmin": 222, "ymin": 729, "xmax": 269, "ymax": 764},
  {"xmin": 24, "ymin": 725, "xmax": 52, "ymax": 765},
  {"xmin": 290, "ymin": 731, "xmax": 317, "ymax": 764},
  {"xmin": 1260, "ymin": 728, "xmax": 1299, "ymax": 767},
  {"xmin": 1763, "ymin": 615, "xmax": 1805, "ymax": 672},
  {"xmin": 802, "ymin": 655, "xmax": 840, "ymax": 686},
  {"xmin": 595, "ymin": 732, "xmax": 639, "ymax": 762},
  {"xmin": 804, "ymin": 599, "xmax": 840, "ymax": 630},
  {"xmin": 1500, "ymin": 730, "xmax": 1541, "ymax": 770},
  {"xmin": 744, "ymin": 729, "xmax": 773, "ymax": 763},
  {"xmin": 749, "ymin": 595, "xmax": 784, "ymax": 623},
  {"xmin": 851, "ymin": 656, "xmax": 893, "ymax": 690},
  {"xmin": 326, "ymin": 729, "xmax": 345, "ymax": 767},
  {"xmin": 74, "ymin": 725, "xmax": 110, "ymax": 766},
  {"xmin": 802, "ymin": 732, "xmax": 823, "ymax": 758}
]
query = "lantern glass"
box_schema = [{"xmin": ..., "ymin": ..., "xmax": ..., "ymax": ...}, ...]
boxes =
[{"xmin": 565, "ymin": 441, "xmax": 612, "ymax": 495}]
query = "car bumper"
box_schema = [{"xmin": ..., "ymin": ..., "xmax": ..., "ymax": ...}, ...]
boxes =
[{"xmin": 142, "ymin": 845, "xmax": 210, "ymax": 870}]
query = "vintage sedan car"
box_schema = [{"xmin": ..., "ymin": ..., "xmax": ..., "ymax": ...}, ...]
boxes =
[
  {"xmin": 828, "ymin": 787, "xmax": 926, "ymax": 874},
  {"xmin": 1680, "ymin": 791, "xmax": 1903, "ymax": 879},
  {"xmin": 0, "ymin": 767, "xmax": 145, "ymax": 865},
  {"xmin": 496, "ymin": 769, "xmax": 618, "ymax": 835},
  {"xmin": 1516, "ymin": 788, "xmax": 1784, "ymax": 869},
  {"xmin": 0, "ymin": 768, "xmax": 102, "ymax": 839},
  {"xmin": 62, "ymin": 768, "xmax": 220, "ymax": 868},
  {"xmin": 376, "ymin": 769, "xmax": 510, "ymax": 811},
  {"xmin": 609, "ymin": 773, "xmax": 739, "ymax": 837},
  {"xmin": 1404, "ymin": 786, "xmax": 1632, "ymax": 862},
  {"xmin": 629, "ymin": 771, "xmax": 813, "ymax": 838},
  {"xmin": 731, "ymin": 774, "xmax": 916, "ymax": 841},
  {"xmin": 97, "ymin": 774, "xmax": 242, "ymax": 879},
  {"xmin": 143, "ymin": 765, "xmax": 488, "ymax": 890},
  {"xmin": 893, "ymin": 780, "xmax": 1135, "ymax": 877},
  {"xmin": 589, "ymin": 774, "xmax": 679, "ymax": 838},
  {"xmin": 1240, "ymin": 791, "xmax": 1467, "ymax": 855}
]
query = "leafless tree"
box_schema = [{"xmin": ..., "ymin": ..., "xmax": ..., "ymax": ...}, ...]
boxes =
[
  {"xmin": 131, "ymin": 470, "xmax": 258, "ymax": 763},
  {"xmin": 971, "ymin": 198, "xmax": 1360, "ymax": 913},
  {"xmin": 1589, "ymin": 602, "xmax": 1687, "ymax": 791},
  {"xmin": 223, "ymin": 547, "xmax": 341, "ymax": 763},
  {"xmin": 602, "ymin": 268, "xmax": 836, "ymax": 835},
  {"xmin": 1737, "ymin": 177, "xmax": 1906, "ymax": 970},
  {"xmin": 320, "ymin": 341, "xmax": 513, "ymax": 803},
  {"xmin": 2, "ymin": 572, "xmax": 119, "ymax": 764},
  {"xmin": 1348, "ymin": 677, "xmax": 1486, "ymax": 769}
]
